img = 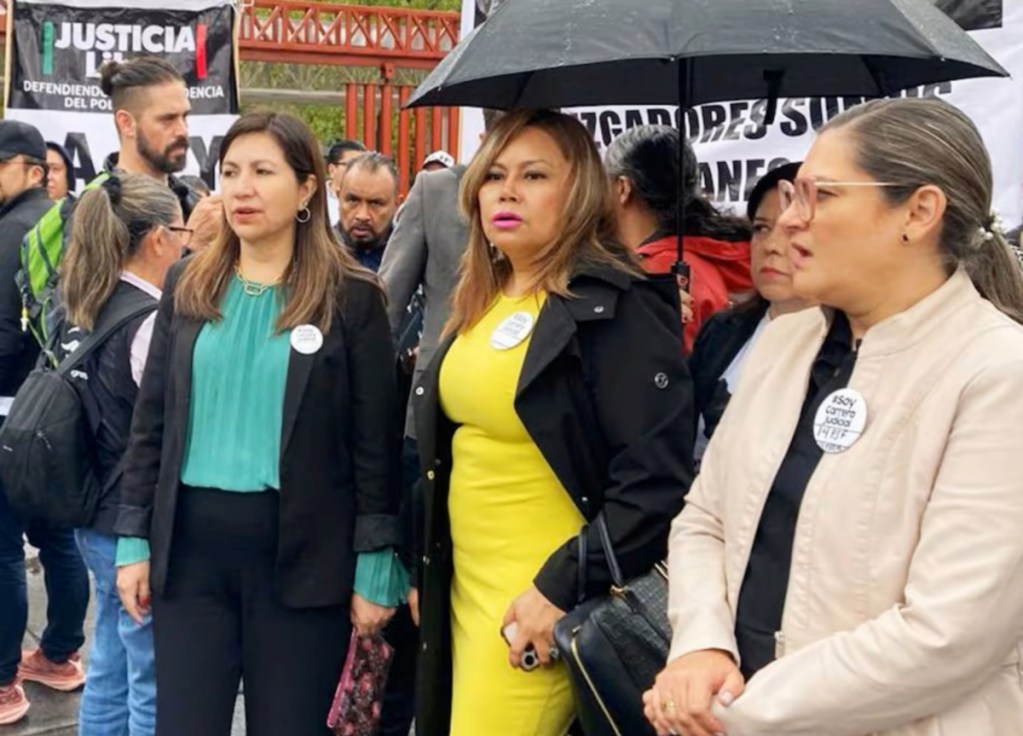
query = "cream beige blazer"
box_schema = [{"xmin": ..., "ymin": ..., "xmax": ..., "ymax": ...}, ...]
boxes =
[{"xmin": 669, "ymin": 270, "xmax": 1023, "ymax": 736}]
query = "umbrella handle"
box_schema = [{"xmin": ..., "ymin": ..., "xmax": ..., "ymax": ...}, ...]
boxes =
[{"xmin": 672, "ymin": 261, "xmax": 691, "ymax": 291}]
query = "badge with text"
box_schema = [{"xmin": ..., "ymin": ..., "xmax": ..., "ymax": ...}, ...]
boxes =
[
  {"xmin": 291, "ymin": 324, "xmax": 324, "ymax": 355},
  {"xmin": 813, "ymin": 388, "xmax": 868, "ymax": 454},
  {"xmin": 490, "ymin": 312, "xmax": 535, "ymax": 351}
]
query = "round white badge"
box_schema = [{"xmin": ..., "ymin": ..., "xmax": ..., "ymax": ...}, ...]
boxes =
[
  {"xmin": 290, "ymin": 324, "xmax": 324, "ymax": 355},
  {"xmin": 490, "ymin": 312, "xmax": 535, "ymax": 351},
  {"xmin": 813, "ymin": 388, "xmax": 868, "ymax": 454}
]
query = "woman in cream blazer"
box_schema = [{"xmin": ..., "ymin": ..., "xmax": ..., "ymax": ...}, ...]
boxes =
[{"xmin": 646, "ymin": 98, "xmax": 1023, "ymax": 736}]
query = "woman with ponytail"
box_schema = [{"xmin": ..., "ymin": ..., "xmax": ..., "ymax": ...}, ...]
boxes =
[
  {"xmin": 648, "ymin": 97, "xmax": 1023, "ymax": 736},
  {"xmin": 61, "ymin": 172, "xmax": 187, "ymax": 736}
]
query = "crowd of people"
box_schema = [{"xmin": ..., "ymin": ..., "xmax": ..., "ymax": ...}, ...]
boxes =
[{"xmin": 1, "ymin": 52, "xmax": 1023, "ymax": 736}]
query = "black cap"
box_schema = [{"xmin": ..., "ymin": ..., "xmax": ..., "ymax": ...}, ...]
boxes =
[
  {"xmin": 0, "ymin": 120, "xmax": 47, "ymax": 163},
  {"xmin": 746, "ymin": 162, "xmax": 802, "ymax": 220}
]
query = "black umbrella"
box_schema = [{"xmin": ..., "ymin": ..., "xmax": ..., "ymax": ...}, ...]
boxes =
[{"xmin": 408, "ymin": 0, "xmax": 1008, "ymax": 272}]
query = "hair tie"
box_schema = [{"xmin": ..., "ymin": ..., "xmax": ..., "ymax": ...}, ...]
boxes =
[
  {"xmin": 976, "ymin": 213, "xmax": 1007, "ymax": 247},
  {"xmin": 127, "ymin": 219, "xmax": 155, "ymax": 246},
  {"xmin": 102, "ymin": 175, "xmax": 123, "ymax": 206}
]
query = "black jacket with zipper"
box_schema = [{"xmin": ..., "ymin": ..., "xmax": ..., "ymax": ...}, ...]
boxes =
[
  {"xmin": 0, "ymin": 187, "xmax": 57, "ymax": 398},
  {"xmin": 412, "ymin": 264, "xmax": 695, "ymax": 736}
]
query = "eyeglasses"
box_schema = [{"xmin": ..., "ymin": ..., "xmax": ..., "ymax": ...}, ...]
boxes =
[
  {"xmin": 167, "ymin": 226, "xmax": 194, "ymax": 248},
  {"xmin": 778, "ymin": 178, "xmax": 903, "ymax": 224},
  {"xmin": 0, "ymin": 157, "xmax": 38, "ymax": 171}
]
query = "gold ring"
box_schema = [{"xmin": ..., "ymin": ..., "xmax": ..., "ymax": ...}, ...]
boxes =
[{"xmin": 663, "ymin": 699, "xmax": 677, "ymax": 713}]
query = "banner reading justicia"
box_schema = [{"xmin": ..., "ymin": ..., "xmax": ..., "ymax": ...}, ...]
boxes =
[{"xmin": 3, "ymin": 0, "xmax": 238, "ymax": 191}]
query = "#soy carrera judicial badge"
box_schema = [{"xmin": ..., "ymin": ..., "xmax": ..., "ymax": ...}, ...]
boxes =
[
  {"xmin": 291, "ymin": 324, "xmax": 324, "ymax": 355},
  {"xmin": 490, "ymin": 312, "xmax": 535, "ymax": 351},
  {"xmin": 813, "ymin": 388, "xmax": 868, "ymax": 454}
]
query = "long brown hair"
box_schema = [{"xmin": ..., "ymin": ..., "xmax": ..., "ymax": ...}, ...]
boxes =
[
  {"xmin": 62, "ymin": 174, "xmax": 181, "ymax": 330},
  {"xmin": 175, "ymin": 111, "xmax": 375, "ymax": 333},
  {"xmin": 824, "ymin": 98, "xmax": 1023, "ymax": 324},
  {"xmin": 449, "ymin": 109, "xmax": 638, "ymax": 333}
]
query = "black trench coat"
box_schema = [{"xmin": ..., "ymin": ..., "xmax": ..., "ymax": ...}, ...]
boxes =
[{"xmin": 412, "ymin": 264, "xmax": 695, "ymax": 735}]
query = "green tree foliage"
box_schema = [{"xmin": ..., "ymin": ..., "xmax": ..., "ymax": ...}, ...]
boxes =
[{"xmin": 239, "ymin": 101, "xmax": 348, "ymax": 145}]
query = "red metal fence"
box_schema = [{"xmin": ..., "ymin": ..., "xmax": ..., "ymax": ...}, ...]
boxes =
[
  {"xmin": 338, "ymin": 78, "xmax": 461, "ymax": 194},
  {"xmin": 239, "ymin": 0, "xmax": 460, "ymax": 69}
]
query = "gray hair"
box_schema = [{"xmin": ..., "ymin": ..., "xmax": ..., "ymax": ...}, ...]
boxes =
[
  {"xmin": 605, "ymin": 125, "xmax": 749, "ymax": 241},
  {"xmin": 344, "ymin": 151, "xmax": 399, "ymax": 195},
  {"xmin": 824, "ymin": 97, "xmax": 1023, "ymax": 324}
]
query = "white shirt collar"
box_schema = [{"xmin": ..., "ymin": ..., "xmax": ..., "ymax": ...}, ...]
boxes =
[{"xmin": 120, "ymin": 270, "xmax": 163, "ymax": 300}]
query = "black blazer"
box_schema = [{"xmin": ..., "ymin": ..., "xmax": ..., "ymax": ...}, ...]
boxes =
[
  {"xmin": 688, "ymin": 299, "xmax": 769, "ymax": 445},
  {"xmin": 412, "ymin": 264, "xmax": 696, "ymax": 736},
  {"xmin": 115, "ymin": 260, "xmax": 403, "ymax": 609}
]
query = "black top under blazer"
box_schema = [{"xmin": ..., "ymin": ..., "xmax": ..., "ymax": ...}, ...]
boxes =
[{"xmin": 114, "ymin": 259, "xmax": 403, "ymax": 609}]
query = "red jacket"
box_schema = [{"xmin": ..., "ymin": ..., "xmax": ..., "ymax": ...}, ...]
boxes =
[{"xmin": 637, "ymin": 234, "xmax": 753, "ymax": 352}]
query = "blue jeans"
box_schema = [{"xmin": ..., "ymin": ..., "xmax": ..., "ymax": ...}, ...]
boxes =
[
  {"xmin": 75, "ymin": 529, "xmax": 156, "ymax": 736},
  {"xmin": 0, "ymin": 478, "xmax": 89, "ymax": 686}
]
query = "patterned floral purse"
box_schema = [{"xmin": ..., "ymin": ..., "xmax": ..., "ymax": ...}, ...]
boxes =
[{"xmin": 326, "ymin": 631, "xmax": 395, "ymax": 736}]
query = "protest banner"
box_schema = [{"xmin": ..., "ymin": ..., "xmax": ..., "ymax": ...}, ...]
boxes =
[
  {"xmin": 457, "ymin": 0, "xmax": 1023, "ymax": 229},
  {"xmin": 3, "ymin": 0, "xmax": 239, "ymax": 191}
]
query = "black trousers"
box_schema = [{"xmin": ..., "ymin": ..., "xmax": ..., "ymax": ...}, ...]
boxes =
[
  {"xmin": 377, "ymin": 436, "xmax": 420, "ymax": 736},
  {"xmin": 379, "ymin": 605, "xmax": 417, "ymax": 736},
  {"xmin": 152, "ymin": 487, "xmax": 351, "ymax": 736}
]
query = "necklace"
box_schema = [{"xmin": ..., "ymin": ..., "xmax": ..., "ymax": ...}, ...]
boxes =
[{"xmin": 234, "ymin": 263, "xmax": 281, "ymax": 296}]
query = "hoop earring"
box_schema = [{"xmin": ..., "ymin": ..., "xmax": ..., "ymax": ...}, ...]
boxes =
[{"xmin": 296, "ymin": 205, "xmax": 311, "ymax": 224}]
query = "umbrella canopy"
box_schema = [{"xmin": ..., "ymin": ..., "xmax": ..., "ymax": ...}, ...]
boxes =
[{"xmin": 407, "ymin": 0, "xmax": 1008, "ymax": 110}]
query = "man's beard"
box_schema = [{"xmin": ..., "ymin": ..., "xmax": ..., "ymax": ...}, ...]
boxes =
[
  {"xmin": 342, "ymin": 224, "xmax": 391, "ymax": 252},
  {"xmin": 137, "ymin": 128, "xmax": 188, "ymax": 175}
]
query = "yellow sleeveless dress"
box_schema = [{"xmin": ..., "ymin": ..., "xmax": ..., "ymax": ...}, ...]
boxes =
[{"xmin": 439, "ymin": 291, "xmax": 584, "ymax": 736}]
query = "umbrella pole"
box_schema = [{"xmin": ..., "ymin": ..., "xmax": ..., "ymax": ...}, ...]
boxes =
[{"xmin": 674, "ymin": 58, "xmax": 692, "ymax": 288}]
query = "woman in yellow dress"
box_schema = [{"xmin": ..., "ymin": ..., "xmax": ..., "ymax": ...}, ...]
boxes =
[{"xmin": 412, "ymin": 109, "xmax": 695, "ymax": 735}]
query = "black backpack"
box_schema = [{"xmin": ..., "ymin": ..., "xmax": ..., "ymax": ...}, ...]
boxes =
[{"xmin": 0, "ymin": 289, "xmax": 156, "ymax": 526}]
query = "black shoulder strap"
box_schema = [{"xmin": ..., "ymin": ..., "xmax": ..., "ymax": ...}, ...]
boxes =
[{"xmin": 57, "ymin": 290, "xmax": 157, "ymax": 376}]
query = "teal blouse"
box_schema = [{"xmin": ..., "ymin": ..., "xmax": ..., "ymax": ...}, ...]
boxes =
[
  {"xmin": 180, "ymin": 276, "xmax": 290, "ymax": 491},
  {"xmin": 116, "ymin": 274, "xmax": 407, "ymax": 606}
]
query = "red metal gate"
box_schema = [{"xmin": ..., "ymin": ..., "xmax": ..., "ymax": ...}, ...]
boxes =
[{"xmin": 338, "ymin": 72, "xmax": 461, "ymax": 195}]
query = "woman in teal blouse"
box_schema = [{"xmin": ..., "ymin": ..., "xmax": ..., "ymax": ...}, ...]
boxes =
[{"xmin": 114, "ymin": 112, "xmax": 405, "ymax": 735}]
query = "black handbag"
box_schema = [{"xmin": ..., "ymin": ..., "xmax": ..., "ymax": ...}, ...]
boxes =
[{"xmin": 553, "ymin": 516, "xmax": 671, "ymax": 736}]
